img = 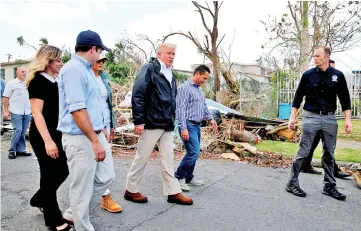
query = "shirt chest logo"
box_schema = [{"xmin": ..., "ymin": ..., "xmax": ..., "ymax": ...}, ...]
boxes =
[{"xmin": 332, "ymin": 75, "xmax": 338, "ymax": 82}]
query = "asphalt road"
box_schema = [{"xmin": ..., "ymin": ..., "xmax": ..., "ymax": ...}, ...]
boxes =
[{"xmin": 1, "ymin": 151, "xmax": 360, "ymax": 231}]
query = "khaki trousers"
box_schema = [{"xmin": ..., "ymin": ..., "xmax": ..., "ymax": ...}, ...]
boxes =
[
  {"xmin": 62, "ymin": 132, "xmax": 115, "ymax": 231},
  {"xmin": 126, "ymin": 129, "xmax": 182, "ymax": 195}
]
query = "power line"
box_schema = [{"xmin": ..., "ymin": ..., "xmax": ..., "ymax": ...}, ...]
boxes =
[
  {"xmin": 334, "ymin": 57, "xmax": 354, "ymax": 71},
  {"xmin": 343, "ymin": 51, "xmax": 361, "ymax": 66}
]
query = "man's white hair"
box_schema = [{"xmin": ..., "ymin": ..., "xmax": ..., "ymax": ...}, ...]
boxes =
[{"xmin": 156, "ymin": 43, "xmax": 177, "ymax": 53}]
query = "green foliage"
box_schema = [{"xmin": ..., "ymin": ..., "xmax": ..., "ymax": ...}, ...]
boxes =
[
  {"xmin": 173, "ymin": 71, "xmax": 189, "ymax": 85},
  {"xmin": 105, "ymin": 62, "xmax": 135, "ymax": 85},
  {"xmin": 61, "ymin": 46, "xmax": 71, "ymax": 64},
  {"xmin": 271, "ymin": 69, "xmax": 289, "ymax": 101}
]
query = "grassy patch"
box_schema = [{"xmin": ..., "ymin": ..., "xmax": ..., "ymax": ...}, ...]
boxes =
[
  {"xmin": 337, "ymin": 119, "xmax": 361, "ymax": 142},
  {"xmin": 256, "ymin": 140, "xmax": 361, "ymax": 163}
]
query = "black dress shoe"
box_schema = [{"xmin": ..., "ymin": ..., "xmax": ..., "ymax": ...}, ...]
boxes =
[
  {"xmin": 50, "ymin": 224, "xmax": 74, "ymax": 231},
  {"xmin": 62, "ymin": 217, "xmax": 74, "ymax": 226},
  {"xmin": 16, "ymin": 151, "xmax": 32, "ymax": 157},
  {"xmin": 285, "ymin": 185, "xmax": 307, "ymax": 197},
  {"xmin": 301, "ymin": 167, "xmax": 322, "ymax": 175},
  {"xmin": 8, "ymin": 151, "xmax": 16, "ymax": 159},
  {"xmin": 335, "ymin": 172, "xmax": 351, "ymax": 179},
  {"xmin": 322, "ymin": 187, "xmax": 346, "ymax": 200}
]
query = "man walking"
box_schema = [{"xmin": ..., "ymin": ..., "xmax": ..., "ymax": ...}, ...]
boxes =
[
  {"xmin": 57, "ymin": 30, "xmax": 115, "ymax": 231},
  {"xmin": 2, "ymin": 67, "xmax": 32, "ymax": 159},
  {"xmin": 124, "ymin": 43, "xmax": 193, "ymax": 205},
  {"xmin": 286, "ymin": 46, "xmax": 352, "ymax": 200},
  {"xmin": 175, "ymin": 64, "xmax": 218, "ymax": 191},
  {"xmin": 300, "ymin": 59, "xmax": 351, "ymax": 179}
]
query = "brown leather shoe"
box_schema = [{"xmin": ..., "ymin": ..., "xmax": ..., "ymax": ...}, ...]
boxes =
[
  {"xmin": 167, "ymin": 193, "xmax": 193, "ymax": 205},
  {"xmin": 124, "ymin": 190, "xmax": 148, "ymax": 203}
]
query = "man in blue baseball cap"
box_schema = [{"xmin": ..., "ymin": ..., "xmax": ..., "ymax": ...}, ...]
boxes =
[
  {"xmin": 76, "ymin": 30, "xmax": 110, "ymax": 52},
  {"xmin": 57, "ymin": 30, "xmax": 117, "ymax": 231}
]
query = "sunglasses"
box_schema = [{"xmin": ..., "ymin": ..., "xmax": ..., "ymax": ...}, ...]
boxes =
[{"xmin": 96, "ymin": 59, "xmax": 106, "ymax": 64}]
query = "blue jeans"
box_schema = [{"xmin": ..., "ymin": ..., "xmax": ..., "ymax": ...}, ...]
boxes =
[
  {"xmin": 9, "ymin": 113, "xmax": 31, "ymax": 153},
  {"xmin": 175, "ymin": 121, "xmax": 201, "ymax": 183}
]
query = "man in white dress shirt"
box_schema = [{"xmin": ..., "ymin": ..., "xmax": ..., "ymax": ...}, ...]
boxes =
[{"xmin": 2, "ymin": 67, "xmax": 32, "ymax": 159}]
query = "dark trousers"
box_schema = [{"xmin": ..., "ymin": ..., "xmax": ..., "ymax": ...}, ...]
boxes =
[
  {"xmin": 301, "ymin": 131, "xmax": 340, "ymax": 175},
  {"xmin": 287, "ymin": 111, "xmax": 338, "ymax": 188},
  {"xmin": 29, "ymin": 134, "xmax": 69, "ymax": 227},
  {"xmin": 175, "ymin": 121, "xmax": 201, "ymax": 183}
]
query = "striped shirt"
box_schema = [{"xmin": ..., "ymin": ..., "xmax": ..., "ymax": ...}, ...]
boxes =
[{"xmin": 176, "ymin": 79, "xmax": 213, "ymax": 130}]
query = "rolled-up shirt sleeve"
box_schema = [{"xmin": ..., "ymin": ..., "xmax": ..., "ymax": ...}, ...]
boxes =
[
  {"xmin": 292, "ymin": 74, "xmax": 307, "ymax": 109},
  {"xmin": 176, "ymin": 86, "xmax": 189, "ymax": 130},
  {"xmin": 62, "ymin": 68, "xmax": 86, "ymax": 113},
  {"xmin": 337, "ymin": 73, "xmax": 351, "ymax": 111}
]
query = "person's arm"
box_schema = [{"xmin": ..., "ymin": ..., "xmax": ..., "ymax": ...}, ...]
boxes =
[
  {"xmin": 2, "ymin": 97, "xmax": 10, "ymax": 119},
  {"xmin": 337, "ymin": 73, "xmax": 352, "ymax": 134},
  {"xmin": 203, "ymin": 100, "xmax": 213, "ymax": 121},
  {"xmin": 30, "ymin": 99, "xmax": 59, "ymax": 158},
  {"xmin": 202, "ymin": 97, "xmax": 218, "ymax": 132},
  {"xmin": 288, "ymin": 74, "xmax": 307, "ymax": 130},
  {"xmin": 131, "ymin": 64, "xmax": 152, "ymax": 135},
  {"xmin": 63, "ymin": 69, "xmax": 99, "ymax": 140},
  {"xmin": 2, "ymin": 82, "xmax": 12, "ymax": 119},
  {"xmin": 176, "ymin": 86, "xmax": 189, "ymax": 131},
  {"xmin": 72, "ymin": 109, "xmax": 100, "ymax": 142},
  {"xmin": 62, "ymin": 68, "xmax": 105, "ymax": 161}
]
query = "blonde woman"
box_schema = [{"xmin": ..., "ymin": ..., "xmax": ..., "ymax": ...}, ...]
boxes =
[{"xmin": 27, "ymin": 45, "xmax": 73, "ymax": 231}]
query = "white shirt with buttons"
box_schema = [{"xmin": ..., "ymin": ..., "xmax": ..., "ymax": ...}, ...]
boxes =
[
  {"xmin": 158, "ymin": 59, "xmax": 173, "ymax": 87},
  {"xmin": 2, "ymin": 78, "xmax": 31, "ymax": 115}
]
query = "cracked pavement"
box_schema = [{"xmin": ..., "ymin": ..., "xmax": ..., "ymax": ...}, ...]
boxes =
[{"xmin": 1, "ymin": 151, "xmax": 361, "ymax": 231}]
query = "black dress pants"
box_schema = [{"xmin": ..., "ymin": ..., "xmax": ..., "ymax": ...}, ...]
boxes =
[{"xmin": 30, "ymin": 134, "xmax": 69, "ymax": 228}]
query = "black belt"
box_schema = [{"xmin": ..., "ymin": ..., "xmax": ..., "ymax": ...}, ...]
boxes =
[
  {"xmin": 311, "ymin": 111, "xmax": 335, "ymax": 115},
  {"xmin": 188, "ymin": 120, "xmax": 201, "ymax": 125}
]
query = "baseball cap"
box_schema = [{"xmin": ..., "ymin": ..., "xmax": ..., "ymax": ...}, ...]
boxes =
[
  {"xmin": 76, "ymin": 30, "xmax": 110, "ymax": 52},
  {"xmin": 97, "ymin": 51, "xmax": 108, "ymax": 61}
]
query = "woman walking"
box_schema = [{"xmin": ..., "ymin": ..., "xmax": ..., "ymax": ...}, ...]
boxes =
[
  {"xmin": 91, "ymin": 51, "xmax": 122, "ymax": 213},
  {"xmin": 27, "ymin": 45, "xmax": 73, "ymax": 231}
]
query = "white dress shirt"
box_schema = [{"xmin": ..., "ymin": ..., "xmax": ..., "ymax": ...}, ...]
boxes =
[
  {"xmin": 2, "ymin": 78, "xmax": 31, "ymax": 115},
  {"xmin": 158, "ymin": 59, "xmax": 173, "ymax": 87}
]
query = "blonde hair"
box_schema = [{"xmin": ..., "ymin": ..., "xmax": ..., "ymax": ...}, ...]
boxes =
[
  {"xmin": 156, "ymin": 43, "xmax": 177, "ymax": 55},
  {"xmin": 26, "ymin": 45, "xmax": 62, "ymax": 87}
]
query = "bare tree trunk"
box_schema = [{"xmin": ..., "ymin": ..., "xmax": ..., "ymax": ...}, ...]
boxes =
[{"xmin": 300, "ymin": 1, "xmax": 310, "ymax": 74}]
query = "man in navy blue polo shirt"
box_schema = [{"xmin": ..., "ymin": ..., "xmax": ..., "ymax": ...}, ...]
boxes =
[
  {"xmin": 301, "ymin": 59, "xmax": 352, "ymax": 179},
  {"xmin": 286, "ymin": 46, "xmax": 352, "ymax": 200}
]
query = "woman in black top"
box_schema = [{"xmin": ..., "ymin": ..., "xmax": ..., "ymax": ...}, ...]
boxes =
[{"xmin": 27, "ymin": 45, "xmax": 73, "ymax": 231}]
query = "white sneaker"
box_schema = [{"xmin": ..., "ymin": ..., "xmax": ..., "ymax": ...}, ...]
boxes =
[
  {"xmin": 187, "ymin": 179, "xmax": 204, "ymax": 186},
  {"xmin": 179, "ymin": 179, "xmax": 190, "ymax": 191}
]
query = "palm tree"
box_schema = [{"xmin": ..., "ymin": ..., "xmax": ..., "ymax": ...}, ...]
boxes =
[
  {"xmin": 16, "ymin": 36, "xmax": 37, "ymax": 50},
  {"xmin": 39, "ymin": 37, "xmax": 49, "ymax": 46}
]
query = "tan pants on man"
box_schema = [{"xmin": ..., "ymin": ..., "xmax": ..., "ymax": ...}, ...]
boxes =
[{"xmin": 126, "ymin": 129, "xmax": 182, "ymax": 195}]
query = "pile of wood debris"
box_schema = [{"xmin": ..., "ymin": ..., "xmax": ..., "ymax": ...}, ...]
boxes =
[{"xmin": 109, "ymin": 81, "xmax": 300, "ymax": 169}]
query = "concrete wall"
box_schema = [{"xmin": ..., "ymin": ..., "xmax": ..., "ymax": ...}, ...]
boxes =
[{"xmin": 1, "ymin": 62, "xmax": 31, "ymax": 83}]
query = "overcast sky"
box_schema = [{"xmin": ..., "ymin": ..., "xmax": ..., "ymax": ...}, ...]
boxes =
[{"xmin": 1, "ymin": 0, "xmax": 360, "ymax": 73}]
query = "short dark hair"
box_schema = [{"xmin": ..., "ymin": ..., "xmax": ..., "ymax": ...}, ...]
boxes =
[
  {"xmin": 315, "ymin": 46, "xmax": 331, "ymax": 56},
  {"xmin": 329, "ymin": 59, "xmax": 335, "ymax": 64},
  {"xmin": 193, "ymin": 64, "xmax": 211, "ymax": 76},
  {"xmin": 75, "ymin": 45, "xmax": 102, "ymax": 53}
]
